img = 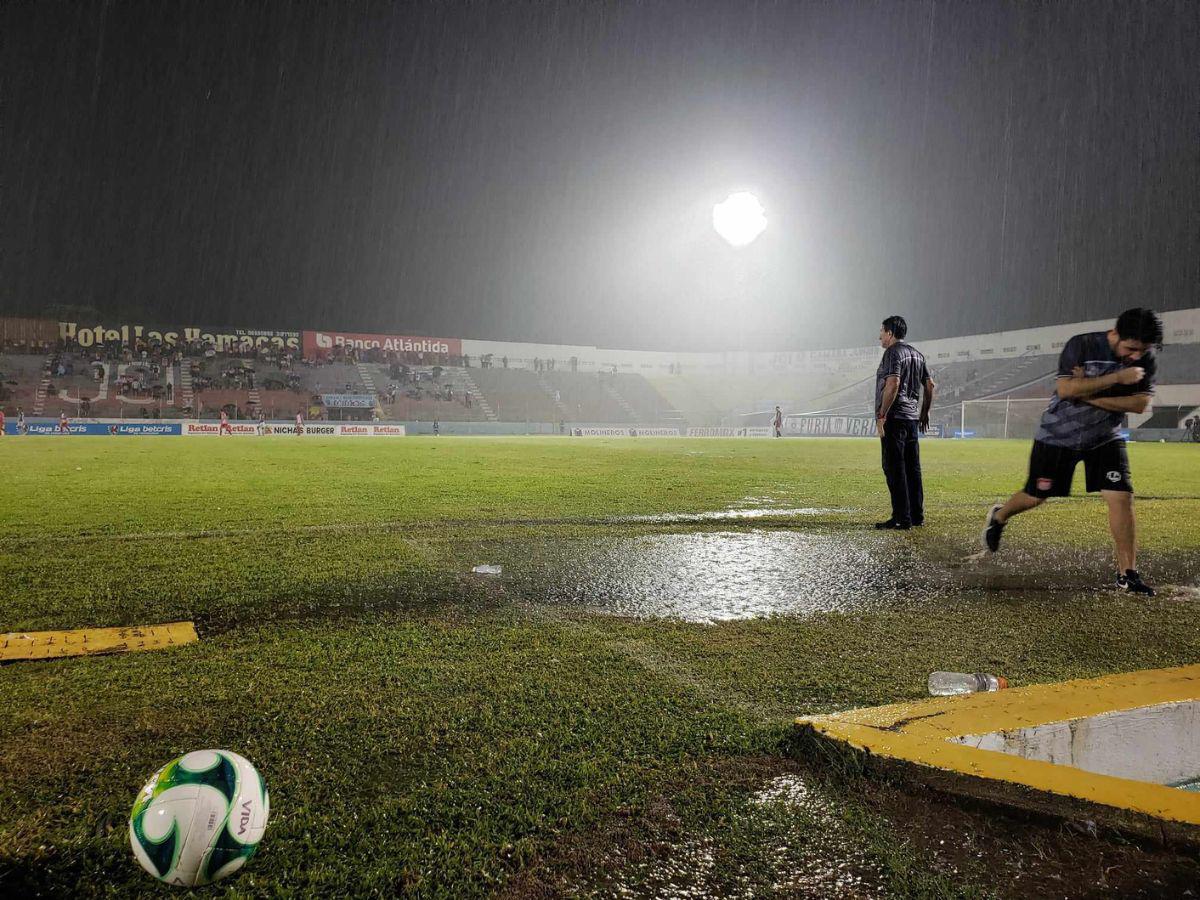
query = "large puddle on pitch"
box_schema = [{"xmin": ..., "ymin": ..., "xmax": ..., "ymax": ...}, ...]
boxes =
[{"xmin": 524, "ymin": 530, "xmax": 941, "ymax": 623}]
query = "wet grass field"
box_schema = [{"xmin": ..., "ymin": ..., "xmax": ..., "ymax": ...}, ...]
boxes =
[{"xmin": 2, "ymin": 437, "xmax": 1199, "ymax": 897}]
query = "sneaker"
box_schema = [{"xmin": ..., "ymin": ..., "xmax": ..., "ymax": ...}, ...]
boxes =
[
  {"xmin": 1117, "ymin": 570, "xmax": 1156, "ymax": 596},
  {"xmin": 875, "ymin": 519, "xmax": 911, "ymax": 530},
  {"xmin": 981, "ymin": 503, "xmax": 1005, "ymax": 552}
]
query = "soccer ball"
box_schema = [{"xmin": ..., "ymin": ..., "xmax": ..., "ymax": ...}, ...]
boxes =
[{"xmin": 129, "ymin": 749, "xmax": 270, "ymax": 886}]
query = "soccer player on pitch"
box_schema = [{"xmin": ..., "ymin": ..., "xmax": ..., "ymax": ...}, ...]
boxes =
[{"xmin": 982, "ymin": 308, "xmax": 1162, "ymax": 595}]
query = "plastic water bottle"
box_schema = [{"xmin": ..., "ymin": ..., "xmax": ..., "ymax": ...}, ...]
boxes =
[
  {"xmin": 927, "ymin": 672, "xmax": 1008, "ymax": 696},
  {"xmin": 471, "ymin": 564, "xmax": 502, "ymax": 576}
]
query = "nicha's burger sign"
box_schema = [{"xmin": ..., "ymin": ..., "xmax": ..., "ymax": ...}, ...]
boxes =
[{"xmin": 302, "ymin": 330, "xmax": 462, "ymax": 358}]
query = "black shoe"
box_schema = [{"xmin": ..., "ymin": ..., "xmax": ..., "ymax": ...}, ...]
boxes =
[
  {"xmin": 875, "ymin": 519, "xmax": 911, "ymax": 530},
  {"xmin": 1117, "ymin": 570, "xmax": 1156, "ymax": 596},
  {"xmin": 981, "ymin": 503, "xmax": 1005, "ymax": 553}
]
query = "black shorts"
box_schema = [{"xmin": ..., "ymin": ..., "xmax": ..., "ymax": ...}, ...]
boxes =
[{"xmin": 1023, "ymin": 439, "xmax": 1132, "ymax": 498}]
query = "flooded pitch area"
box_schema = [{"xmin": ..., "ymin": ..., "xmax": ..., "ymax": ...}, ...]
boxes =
[
  {"xmin": 501, "ymin": 520, "xmax": 1199, "ymax": 624},
  {"xmin": 523, "ymin": 529, "xmax": 945, "ymax": 622}
]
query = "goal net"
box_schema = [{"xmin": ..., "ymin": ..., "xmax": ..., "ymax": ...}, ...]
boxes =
[{"xmin": 960, "ymin": 398, "xmax": 1047, "ymax": 439}]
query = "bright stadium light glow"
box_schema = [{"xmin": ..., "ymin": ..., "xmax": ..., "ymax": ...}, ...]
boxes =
[{"xmin": 712, "ymin": 192, "xmax": 767, "ymax": 247}]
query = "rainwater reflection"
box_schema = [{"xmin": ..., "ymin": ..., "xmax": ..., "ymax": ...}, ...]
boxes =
[{"xmin": 533, "ymin": 530, "xmax": 938, "ymax": 623}]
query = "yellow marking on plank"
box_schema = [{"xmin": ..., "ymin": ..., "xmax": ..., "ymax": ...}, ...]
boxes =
[
  {"xmin": 796, "ymin": 663, "xmax": 1200, "ymax": 828},
  {"xmin": 0, "ymin": 621, "xmax": 197, "ymax": 662}
]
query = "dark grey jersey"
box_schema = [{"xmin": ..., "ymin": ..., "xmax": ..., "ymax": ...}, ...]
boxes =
[
  {"xmin": 1034, "ymin": 332, "xmax": 1156, "ymax": 450},
  {"xmin": 875, "ymin": 342, "xmax": 930, "ymax": 421}
]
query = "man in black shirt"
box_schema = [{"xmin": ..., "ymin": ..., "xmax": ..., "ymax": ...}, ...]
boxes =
[
  {"xmin": 981, "ymin": 308, "xmax": 1162, "ymax": 595},
  {"xmin": 875, "ymin": 316, "xmax": 935, "ymax": 530}
]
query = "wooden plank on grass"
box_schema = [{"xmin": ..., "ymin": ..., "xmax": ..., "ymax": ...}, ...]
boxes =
[{"xmin": 0, "ymin": 621, "xmax": 198, "ymax": 661}]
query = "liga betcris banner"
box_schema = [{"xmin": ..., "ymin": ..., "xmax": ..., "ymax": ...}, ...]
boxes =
[{"xmin": 302, "ymin": 330, "xmax": 462, "ymax": 358}]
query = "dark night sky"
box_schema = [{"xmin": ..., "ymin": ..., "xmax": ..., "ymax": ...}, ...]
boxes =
[{"xmin": 3, "ymin": 1, "xmax": 1198, "ymax": 350}]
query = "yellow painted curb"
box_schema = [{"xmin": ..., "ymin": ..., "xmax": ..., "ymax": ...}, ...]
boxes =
[
  {"xmin": 796, "ymin": 664, "xmax": 1200, "ymax": 831},
  {"xmin": 1, "ymin": 622, "xmax": 198, "ymax": 662}
]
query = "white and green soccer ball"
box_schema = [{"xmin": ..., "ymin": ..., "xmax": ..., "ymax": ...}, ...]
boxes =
[{"xmin": 129, "ymin": 749, "xmax": 270, "ymax": 886}]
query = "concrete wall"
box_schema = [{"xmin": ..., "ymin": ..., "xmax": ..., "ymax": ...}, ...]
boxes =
[{"xmin": 955, "ymin": 701, "xmax": 1200, "ymax": 789}]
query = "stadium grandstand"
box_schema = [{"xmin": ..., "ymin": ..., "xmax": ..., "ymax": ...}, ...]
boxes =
[{"xmin": 2, "ymin": 310, "xmax": 1198, "ymax": 439}]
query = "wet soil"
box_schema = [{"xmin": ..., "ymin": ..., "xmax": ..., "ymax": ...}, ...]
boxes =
[{"xmin": 500, "ymin": 756, "xmax": 1200, "ymax": 899}]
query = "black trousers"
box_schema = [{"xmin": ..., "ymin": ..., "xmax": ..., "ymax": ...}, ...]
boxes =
[{"xmin": 880, "ymin": 419, "xmax": 923, "ymax": 526}]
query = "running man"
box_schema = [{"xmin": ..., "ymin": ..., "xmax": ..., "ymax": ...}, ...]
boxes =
[
  {"xmin": 219, "ymin": 410, "xmax": 233, "ymax": 435},
  {"xmin": 256, "ymin": 410, "xmax": 267, "ymax": 436},
  {"xmin": 982, "ymin": 308, "xmax": 1162, "ymax": 595},
  {"xmin": 295, "ymin": 410, "xmax": 304, "ymax": 435},
  {"xmin": 773, "ymin": 406, "xmax": 783, "ymax": 438},
  {"xmin": 58, "ymin": 410, "xmax": 70, "ymax": 433},
  {"xmin": 16, "ymin": 407, "xmax": 25, "ymax": 434},
  {"xmin": 0, "ymin": 408, "xmax": 5, "ymax": 436},
  {"xmin": 875, "ymin": 315, "xmax": 935, "ymax": 530}
]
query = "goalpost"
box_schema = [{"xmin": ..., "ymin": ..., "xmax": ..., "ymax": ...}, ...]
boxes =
[{"xmin": 960, "ymin": 398, "xmax": 1047, "ymax": 439}]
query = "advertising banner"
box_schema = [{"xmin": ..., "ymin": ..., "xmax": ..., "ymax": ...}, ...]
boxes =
[
  {"xmin": 303, "ymin": 330, "xmax": 462, "ymax": 358},
  {"xmin": 330, "ymin": 423, "xmax": 407, "ymax": 437},
  {"xmin": 572, "ymin": 426, "xmax": 682, "ymax": 437},
  {"xmin": 59, "ymin": 321, "xmax": 300, "ymax": 352},
  {"xmin": 687, "ymin": 427, "xmax": 773, "ymax": 437},
  {"xmin": 184, "ymin": 422, "xmax": 406, "ymax": 437},
  {"xmin": 10, "ymin": 421, "xmax": 182, "ymax": 436},
  {"xmin": 785, "ymin": 415, "xmax": 877, "ymax": 437},
  {"xmin": 321, "ymin": 394, "xmax": 376, "ymax": 409},
  {"xmin": 1, "ymin": 316, "xmax": 59, "ymax": 345}
]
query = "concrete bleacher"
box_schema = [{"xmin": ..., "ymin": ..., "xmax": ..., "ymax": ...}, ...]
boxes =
[
  {"xmin": 608, "ymin": 373, "xmax": 683, "ymax": 424},
  {"xmin": 469, "ymin": 368, "xmax": 564, "ymax": 422},
  {"xmin": 0, "ymin": 353, "xmax": 47, "ymax": 411}
]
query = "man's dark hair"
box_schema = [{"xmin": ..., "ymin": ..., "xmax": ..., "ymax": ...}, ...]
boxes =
[
  {"xmin": 1115, "ymin": 308, "xmax": 1163, "ymax": 348},
  {"xmin": 881, "ymin": 315, "xmax": 908, "ymax": 340}
]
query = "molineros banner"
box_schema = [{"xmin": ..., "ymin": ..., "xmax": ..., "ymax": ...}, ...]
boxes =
[
  {"xmin": 572, "ymin": 426, "xmax": 682, "ymax": 437},
  {"xmin": 302, "ymin": 330, "xmax": 462, "ymax": 358}
]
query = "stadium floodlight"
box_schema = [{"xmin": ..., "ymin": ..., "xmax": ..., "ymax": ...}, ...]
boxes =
[{"xmin": 712, "ymin": 192, "xmax": 767, "ymax": 247}]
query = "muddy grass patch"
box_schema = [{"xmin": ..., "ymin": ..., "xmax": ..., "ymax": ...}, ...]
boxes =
[
  {"xmin": 504, "ymin": 752, "xmax": 1200, "ymax": 899},
  {"xmin": 844, "ymin": 771, "xmax": 1200, "ymax": 899},
  {"xmin": 501, "ymin": 756, "xmax": 922, "ymax": 899}
]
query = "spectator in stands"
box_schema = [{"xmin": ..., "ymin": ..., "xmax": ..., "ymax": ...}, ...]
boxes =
[{"xmin": 875, "ymin": 315, "xmax": 935, "ymax": 530}]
